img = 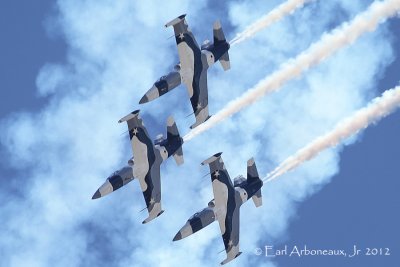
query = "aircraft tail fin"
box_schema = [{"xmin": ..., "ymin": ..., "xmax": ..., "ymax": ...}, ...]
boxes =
[
  {"xmin": 167, "ymin": 116, "xmax": 184, "ymax": 165},
  {"xmin": 213, "ymin": 20, "xmax": 230, "ymax": 71},
  {"xmin": 247, "ymin": 158, "xmax": 263, "ymax": 207},
  {"xmin": 213, "ymin": 20, "xmax": 226, "ymax": 44},
  {"xmin": 247, "ymin": 158, "xmax": 259, "ymax": 182}
]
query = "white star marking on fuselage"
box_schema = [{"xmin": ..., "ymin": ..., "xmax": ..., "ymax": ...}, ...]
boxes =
[
  {"xmin": 179, "ymin": 33, "xmax": 184, "ymax": 40},
  {"xmin": 214, "ymin": 170, "xmax": 220, "ymax": 177},
  {"xmin": 132, "ymin": 128, "xmax": 138, "ymax": 135}
]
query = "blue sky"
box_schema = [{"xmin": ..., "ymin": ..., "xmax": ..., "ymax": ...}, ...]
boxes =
[{"xmin": 0, "ymin": 1, "xmax": 399, "ymax": 267}]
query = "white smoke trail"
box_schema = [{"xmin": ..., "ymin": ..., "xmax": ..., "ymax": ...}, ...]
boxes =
[
  {"xmin": 184, "ymin": 0, "xmax": 400, "ymax": 142},
  {"xmin": 265, "ymin": 85, "xmax": 400, "ymax": 181},
  {"xmin": 230, "ymin": 0, "xmax": 312, "ymax": 46}
]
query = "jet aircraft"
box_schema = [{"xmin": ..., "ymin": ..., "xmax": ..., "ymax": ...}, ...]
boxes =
[
  {"xmin": 140, "ymin": 14, "xmax": 231, "ymax": 129},
  {"xmin": 92, "ymin": 110, "xmax": 184, "ymax": 224},
  {"xmin": 173, "ymin": 153, "xmax": 263, "ymax": 265}
]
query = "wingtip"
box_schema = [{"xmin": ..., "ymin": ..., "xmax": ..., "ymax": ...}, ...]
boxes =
[
  {"xmin": 167, "ymin": 116, "xmax": 175, "ymax": 127},
  {"xmin": 119, "ymin": 110, "xmax": 140, "ymax": 123},
  {"xmin": 201, "ymin": 152, "xmax": 223, "ymax": 165},
  {"xmin": 142, "ymin": 210, "xmax": 164, "ymax": 224},
  {"xmin": 220, "ymin": 252, "xmax": 242, "ymax": 265},
  {"xmin": 214, "ymin": 152, "xmax": 223, "ymax": 157},
  {"xmin": 165, "ymin": 14, "xmax": 186, "ymax": 28},
  {"xmin": 213, "ymin": 19, "xmax": 222, "ymax": 29},
  {"xmin": 247, "ymin": 157, "xmax": 255, "ymax": 166}
]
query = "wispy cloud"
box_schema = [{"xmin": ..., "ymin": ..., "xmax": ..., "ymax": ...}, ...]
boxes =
[
  {"xmin": 266, "ymin": 85, "xmax": 400, "ymax": 181},
  {"xmin": 184, "ymin": 0, "xmax": 400, "ymax": 141},
  {"xmin": 230, "ymin": 0, "xmax": 312, "ymax": 46}
]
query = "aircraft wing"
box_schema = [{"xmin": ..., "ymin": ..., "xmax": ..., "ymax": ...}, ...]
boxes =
[
  {"xmin": 218, "ymin": 205, "xmax": 240, "ymax": 265},
  {"xmin": 202, "ymin": 153, "xmax": 241, "ymax": 264},
  {"xmin": 189, "ymin": 68, "xmax": 210, "ymax": 129},
  {"xmin": 138, "ymin": 161, "xmax": 163, "ymax": 224},
  {"xmin": 165, "ymin": 15, "xmax": 210, "ymax": 128},
  {"xmin": 165, "ymin": 14, "xmax": 200, "ymax": 82},
  {"xmin": 128, "ymin": 125, "xmax": 163, "ymax": 224},
  {"xmin": 118, "ymin": 110, "xmax": 163, "ymax": 224}
]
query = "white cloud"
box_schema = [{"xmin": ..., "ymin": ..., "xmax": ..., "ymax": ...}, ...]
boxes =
[{"xmin": 0, "ymin": 0, "xmax": 395, "ymax": 266}]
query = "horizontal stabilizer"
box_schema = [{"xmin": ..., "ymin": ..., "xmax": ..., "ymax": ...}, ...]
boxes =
[
  {"xmin": 247, "ymin": 158, "xmax": 262, "ymax": 207},
  {"xmin": 173, "ymin": 147, "xmax": 184, "ymax": 165},
  {"xmin": 213, "ymin": 20, "xmax": 226, "ymax": 44},
  {"xmin": 167, "ymin": 116, "xmax": 179, "ymax": 139},
  {"xmin": 167, "ymin": 116, "xmax": 184, "ymax": 165},
  {"xmin": 247, "ymin": 158, "xmax": 259, "ymax": 182},
  {"xmin": 213, "ymin": 20, "xmax": 230, "ymax": 71},
  {"xmin": 219, "ymin": 51, "xmax": 230, "ymax": 71},
  {"xmin": 252, "ymin": 189, "xmax": 262, "ymax": 208}
]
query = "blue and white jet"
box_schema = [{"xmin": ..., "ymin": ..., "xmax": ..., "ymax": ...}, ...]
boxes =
[
  {"xmin": 140, "ymin": 14, "xmax": 231, "ymax": 129},
  {"xmin": 92, "ymin": 110, "xmax": 184, "ymax": 224},
  {"xmin": 173, "ymin": 153, "xmax": 263, "ymax": 265}
]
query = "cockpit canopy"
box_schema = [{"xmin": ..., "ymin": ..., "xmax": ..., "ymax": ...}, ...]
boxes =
[
  {"xmin": 201, "ymin": 39, "xmax": 211, "ymax": 50},
  {"xmin": 157, "ymin": 75, "xmax": 167, "ymax": 82},
  {"xmin": 110, "ymin": 169, "xmax": 120, "ymax": 178},
  {"xmin": 233, "ymin": 175, "xmax": 246, "ymax": 186},
  {"xmin": 189, "ymin": 212, "xmax": 200, "ymax": 220},
  {"xmin": 154, "ymin": 134, "xmax": 165, "ymax": 146},
  {"xmin": 128, "ymin": 157, "xmax": 134, "ymax": 166}
]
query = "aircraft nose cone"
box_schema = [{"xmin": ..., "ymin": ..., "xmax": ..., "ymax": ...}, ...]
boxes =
[
  {"xmin": 92, "ymin": 190, "xmax": 101, "ymax": 199},
  {"xmin": 173, "ymin": 231, "xmax": 182, "ymax": 241},
  {"xmin": 92, "ymin": 179, "xmax": 114, "ymax": 199},
  {"xmin": 139, "ymin": 85, "xmax": 160, "ymax": 104},
  {"xmin": 173, "ymin": 222, "xmax": 193, "ymax": 240},
  {"xmin": 139, "ymin": 94, "xmax": 149, "ymax": 104}
]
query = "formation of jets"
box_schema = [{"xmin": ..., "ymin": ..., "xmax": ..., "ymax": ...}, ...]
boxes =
[{"xmin": 92, "ymin": 14, "xmax": 262, "ymax": 265}]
